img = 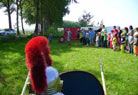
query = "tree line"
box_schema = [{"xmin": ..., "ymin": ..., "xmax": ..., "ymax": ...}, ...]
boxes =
[{"xmin": 0, "ymin": 0, "xmax": 78, "ymax": 35}]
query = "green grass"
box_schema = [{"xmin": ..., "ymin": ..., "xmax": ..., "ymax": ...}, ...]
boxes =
[{"xmin": 0, "ymin": 37, "xmax": 138, "ymax": 95}]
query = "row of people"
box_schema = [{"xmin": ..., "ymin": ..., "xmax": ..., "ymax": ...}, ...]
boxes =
[{"xmin": 75, "ymin": 25, "xmax": 138, "ymax": 56}]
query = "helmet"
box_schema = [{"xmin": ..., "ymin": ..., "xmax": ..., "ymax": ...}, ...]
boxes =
[{"xmin": 25, "ymin": 36, "xmax": 63, "ymax": 95}]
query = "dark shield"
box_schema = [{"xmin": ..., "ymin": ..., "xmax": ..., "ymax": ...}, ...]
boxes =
[{"xmin": 60, "ymin": 71, "xmax": 104, "ymax": 95}]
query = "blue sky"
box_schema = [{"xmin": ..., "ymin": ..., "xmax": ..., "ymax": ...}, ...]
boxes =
[{"xmin": 0, "ymin": 0, "xmax": 138, "ymax": 29}]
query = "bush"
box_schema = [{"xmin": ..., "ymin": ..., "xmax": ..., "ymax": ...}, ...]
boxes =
[
  {"xmin": 0, "ymin": 35, "xmax": 16, "ymax": 43},
  {"xmin": 47, "ymin": 25, "xmax": 64, "ymax": 37}
]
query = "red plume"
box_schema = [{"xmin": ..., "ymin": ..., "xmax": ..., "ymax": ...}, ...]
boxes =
[{"xmin": 25, "ymin": 36, "xmax": 53, "ymax": 93}]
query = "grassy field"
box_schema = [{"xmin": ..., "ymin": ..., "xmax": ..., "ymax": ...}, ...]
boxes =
[{"xmin": 0, "ymin": 37, "xmax": 138, "ymax": 95}]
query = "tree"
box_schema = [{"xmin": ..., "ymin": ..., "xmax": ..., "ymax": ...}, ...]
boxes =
[
  {"xmin": 19, "ymin": 0, "xmax": 25, "ymax": 34},
  {"xmin": 0, "ymin": 0, "xmax": 15, "ymax": 29},
  {"xmin": 63, "ymin": 20, "xmax": 80, "ymax": 27},
  {"xmin": 16, "ymin": 0, "xmax": 20, "ymax": 35},
  {"xmin": 22, "ymin": 0, "xmax": 78, "ymax": 34},
  {"xmin": 78, "ymin": 11, "xmax": 94, "ymax": 27},
  {"xmin": 34, "ymin": 0, "xmax": 40, "ymax": 35}
]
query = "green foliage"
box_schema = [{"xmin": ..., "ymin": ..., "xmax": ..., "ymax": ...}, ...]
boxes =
[
  {"xmin": 0, "ymin": 35, "xmax": 16, "ymax": 43},
  {"xmin": 22, "ymin": 0, "xmax": 36, "ymax": 24},
  {"xmin": 63, "ymin": 20, "xmax": 80, "ymax": 27},
  {"xmin": 22, "ymin": 0, "xmax": 78, "ymax": 25},
  {"xmin": 0, "ymin": 38, "xmax": 138, "ymax": 95},
  {"xmin": 78, "ymin": 11, "xmax": 94, "ymax": 27},
  {"xmin": 0, "ymin": 0, "xmax": 15, "ymax": 14},
  {"xmin": 47, "ymin": 25, "xmax": 64, "ymax": 37}
]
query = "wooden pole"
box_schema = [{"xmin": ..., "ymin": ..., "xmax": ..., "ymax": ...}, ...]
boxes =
[
  {"xmin": 21, "ymin": 72, "xmax": 30, "ymax": 95},
  {"xmin": 99, "ymin": 57, "xmax": 107, "ymax": 95}
]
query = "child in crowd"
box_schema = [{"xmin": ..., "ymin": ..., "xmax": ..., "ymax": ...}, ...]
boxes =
[
  {"xmin": 133, "ymin": 28, "xmax": 138, "ymax": 56},
  {"xmin": 67, "ymin": 29, "xmax": 72, "ymax": 45},
  {"xmin": 86, "ymin": 31, "xmax": 89, "ymax": 46},
  {"xmin": 107, "ymin": 33, "xmax": 111, "ymax": 48},
  {"xmin": 95, "ymin": 33, "xmax": 100, "ymax": 47},
  {"xmin": 128, "ymin": 32, "xmax": 134, "ymax": 54},
  {"xmin": 110, "ymin": 30, "xmax": 114, "ymax": 49},
  {"xmin": 118, "ymin": 26, "xmax": 122, "ymax": 50},
  {"xmin": 80, "ymin": 30, "xmax": 83, "ymax": 43},
  {"xmin": 91, "ymin": 28, "xmax": 95, "ymax": 45},
  {"xmin": 82, "ymin": 30, "xmax": 86, "ymax": 45},
  {"xmin": 121, "ymin": 33, "xmax": 126, "ymax": 52},
  {"xmin": 89, "ymin": 28, "xmax": 92, "ymax": 45},
  {"xmin": 49, "ymin": 33, "xmax": 53, "ymax": 43},
  {"xmin": 104, "ymin": 32, "xmax": 107, "ymax": 48},
  {"xmin": 75, "ymin": 29, "xmax": 80, "ymax": 46},
  {"xmin": 112, "ymin": 34, "xmax": 117, "ymax": 51},
  {"xmin": 123, "ymin": 27, "xmax": 129, "ymax": 51}
]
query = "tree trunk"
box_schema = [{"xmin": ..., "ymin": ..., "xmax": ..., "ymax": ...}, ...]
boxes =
[
  {"xmin": 40, "ymin": 20, "xmax": 43, "ymax": 35},
  {"xmin": 20, "ymin": 0, "xmax": 25, "ymax": 35},
  {"xmin": 34, "ymin": 0, "xmax": 40, "ymax": 35},
  {"xmin": 7, "ymin": 0, "xmax": 12, "ymax": 29},
  {"xmin": 16, "ymin": 0, "xmax": 20, "ymax": 35},
  {"xmin": 42, "ymin": 18, "xmax": 45, "ymax": 35}
]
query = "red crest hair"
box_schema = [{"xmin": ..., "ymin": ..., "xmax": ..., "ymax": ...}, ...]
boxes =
[{"xmin": 25, "ymin": 36, "xmax": 53, "ymax": 93}]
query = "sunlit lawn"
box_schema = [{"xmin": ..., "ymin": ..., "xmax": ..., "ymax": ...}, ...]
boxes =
[{"xmin": 0, "ymin": 37, "xmax": 138, "ymax": 95}]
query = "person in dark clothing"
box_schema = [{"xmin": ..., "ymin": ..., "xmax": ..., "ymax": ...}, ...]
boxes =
[
  {"xmin": 118, "ymin": 26, "xmax": 122, "ymax": 49},
  {"xmin": 75, "ymin": 30, "xmax": 80, "ymax": 46}
]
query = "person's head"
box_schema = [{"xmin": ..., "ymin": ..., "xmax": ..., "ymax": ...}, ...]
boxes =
[
  {"xmin": 124, "ymin": 27, "xmax": 128, "ymax": 33},
  {"xmin": 108, "ymin": 33, "xmax": 111, "ymax": 36},
  {"xmin": 118, "ymin": 26, "xmax": 121, "ymax": 30},
  {"xmin": 102, "ymin": 25, "xmax": 105, "ymax": 28},
  {"xmin": 129, "ymin": 25, "xmax": 133, "ymax": 30},
  {"xmin": 78, "ymin": 30, "xmax": 80, "ymax": 33},
  {"xmin": 113, "ymin": 26, "xmax": 116, "ymax": 29},
  {"xmin": 89, "ymin": 28, "xmax": 92, "ymax": 31},
  {"xmin": 104, "ymin": 32, "xmax": 107, "ymax": 35},
  {"xmin": 136, "ymin": 27, "xmax": 138, "ymax": 32},
  {"xmin": 111, "ymin": 30, "xmax": 114, "ymax": 33}
]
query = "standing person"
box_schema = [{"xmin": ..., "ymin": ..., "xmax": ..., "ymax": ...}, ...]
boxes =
[
  {"xmin": 88, "ymin": 28, "xmax": 92, "ymax": 45},
  {"xmin": 49, "ymin": 33, "xmax": 53, "ymax": 43},
  {"xmin": 75, "ymin": 29, "xmax": 80, "ymax": 46},
  {"xmin": 107, "ymin": 33, "xmax": 111, "ymax": 48},
  {"xmin": 123, "ymin": 27, "xmax": 129, "ymax": 50},
  {"xmin": 91, "ymin": 28, "xmax": 95, "ymax": 45},
  {"xmin": 133, "ymin": 28, "xmax": 138, "ymax": 56},
  {"xmin": 80, "ymin": 30, "xmax": 83, "ymax": 43},
  {"xmin": 67, "ymin": 29, "xmax": 72, "ymax": 45},
  {"xmin": 110, "ymin": 30, "xmax": 114, "ymax": 49},
  {"xmin": 95, "ymin": 33, "xmax": 100, "ymax": 47},
  {"xmin": 101, "ymin": 25, "xmax": 107, "ymax": 47},
  {"xmin": 104, "ymin": 32, "xmax": 107, "ymax": 48},
  {"xmin": 128, "ymin": 32, "xmax": 134, "ymax": 54},
  {"xmin": 82, "ymin": 29, "xmax": 86, "ymax": 45},
  {"xmin": 118, "ymin": 26, "xmax": 122, "ymax": 49},
  {"xmin": 86, "ymin": 31, "xmax": 89, "ymax": 46},
  {"xmin": 112, "ymin": 34, "xmax": 117, "ymax": 51},
  {"xmin": 128, "ymin": 25, "xmax": 134, "ymax": 35},
  {"xmin": 121, "ymin": 33, "xmax": 126, "ymax": 52},
  {"xmin": 113, "ymin": 26, "xmax": 118, "ymax": 38}
]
